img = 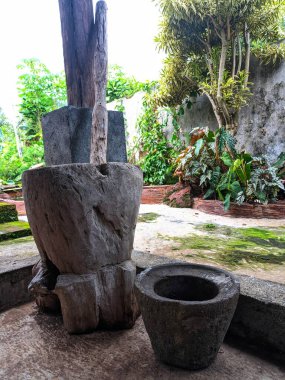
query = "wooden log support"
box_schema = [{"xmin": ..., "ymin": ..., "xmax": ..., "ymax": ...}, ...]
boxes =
[
  {"xmin": 54, "ymin": 274, "xmax": 99, "ymax": 333},
  {"xmin": 58, "ymin": 0, "xmax": 108, "ymax": 164},
  {"xmin": 58, "ymin": 0, "xmax": 95, "ymax": 108},
  {"xmin": 90, "ymin": 1, "xmax": 108, "ymax": 165}
]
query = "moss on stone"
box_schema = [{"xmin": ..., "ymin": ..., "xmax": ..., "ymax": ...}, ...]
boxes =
[
  {"xmin": 138, "ymin": 213, "xmax": 160, "ymax": 223},
  {"xmin": 0, "ymin": 235, "xmax": 34, "ymax": 246},
  {"xmin": 0, "ymin": 221, "xmax": 31, "ymax": 242},
  {"xmin": 161, "ymin": 224, "xmax": 285, "ymax": 269},
  {"xmin": 0, "ymin": 203, "xmax": 18, "ymax": 224}
]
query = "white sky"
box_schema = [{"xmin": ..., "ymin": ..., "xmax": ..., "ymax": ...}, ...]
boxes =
[{"xmin": 0, "ymin": 0, "xmax": 164, "ymax": 123}]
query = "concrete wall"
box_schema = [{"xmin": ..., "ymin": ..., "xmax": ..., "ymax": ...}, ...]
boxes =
[{"xmin": 180, "ymin": 59, "xmax": 285, "ymax": 161}]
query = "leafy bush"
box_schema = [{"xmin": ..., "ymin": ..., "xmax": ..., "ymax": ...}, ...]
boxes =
[
  {"xmin": 17, "ymin": 58, "xmax": 67, "ymax": 140},
  {"xmin": 135, "ymin": 92, "xmax": 183, "ymax": 185},
  {"xmin": 0, "ymin": 140, "xmax": 44, "ymax": 183},
  {"xmin": 175, "ymin": 127, "xmax": 285, "ymax": 209}
]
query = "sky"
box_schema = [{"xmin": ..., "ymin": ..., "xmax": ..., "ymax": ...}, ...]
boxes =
[{"xmin": 0, "ymin": 0, "xmax": 164, "ymax": 123}]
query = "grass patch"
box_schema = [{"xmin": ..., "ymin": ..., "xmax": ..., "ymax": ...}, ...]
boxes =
[
  {"xmin": 0, "ymin": 221, "xmax": 31, "ymax": 242},
  {"xmin": 0, "ymin": 235, "xmax": 34, "ymax": 246},
  {"xmin": 138, "ymin": 213, "xmax": 160, "ymax": 223},
  {"xmin": 161, "ymin": 224, "xmax": 285, "ymax": 269}
]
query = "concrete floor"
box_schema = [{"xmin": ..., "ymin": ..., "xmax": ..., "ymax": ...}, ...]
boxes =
[
  {"xmin": 0, "ymin": 303, "xmax": 284, "ymax": 380},
  {"xmin": 135, "ymin": 204, "xmax": 285, "ymax": 284}
]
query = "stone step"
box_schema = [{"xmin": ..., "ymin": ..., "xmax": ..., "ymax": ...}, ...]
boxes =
[
  {"xmin": 0, "ymin": 202, "xmax": 18, "ymax": 224},
  {"xmin": 0, "ymin": 221, "xmax": 32, "ymax": 242}
]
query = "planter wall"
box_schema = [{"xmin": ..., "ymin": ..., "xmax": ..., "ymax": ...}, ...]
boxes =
[{"xmin": 192, "ymin": 198, "xmax": 285, "ymax": 219}]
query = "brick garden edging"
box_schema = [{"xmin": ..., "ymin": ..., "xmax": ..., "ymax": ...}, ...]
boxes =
[
  {"xmin": 192, "ymin": 198, "xmax": 285, "ymax": 219},
  {"xmin": 2, "ymin": 185, "xmax": 285, "ymax": 218},
  {"xmin": 141, "ymin": 185, "xmax": 176, "ymax": 204}
]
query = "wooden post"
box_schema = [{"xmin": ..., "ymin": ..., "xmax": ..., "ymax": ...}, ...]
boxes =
[
  {"xmin": 90, "ymin": 1, "xmax": 108, "ymax": 165},
  {"xmin": 58, "ymin": 0, "xmax": 95, "ymax": 108},
  {"xmin": 58, "ymin": 0, "xmax": 108, "ymax": 164}
]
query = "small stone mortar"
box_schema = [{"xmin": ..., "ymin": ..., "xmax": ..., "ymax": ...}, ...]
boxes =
[{"xmin": 135, "ymin": 263, "xmax": 240, "ymax": 370}]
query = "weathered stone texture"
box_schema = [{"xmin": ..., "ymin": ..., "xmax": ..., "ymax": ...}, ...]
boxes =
[
  {"xmin": 98, "ymin": 260, "xmax": 139, "ymax": 329},
  {"xmin": 135, "ymin": 263, "xmax": 240, "ymax": 370},
  {"xmin": 54, "ymin": 260, "xmax": 139, "ymax": 333},
  {"xmin": 0, "ymin": 257, "xmax": 37, "ymax": 312},
  {"xmin": 54, "ymin": 274, "xmax": 99, "ymax": 333},
  {"xmin": 236, "ymin": 59, "xmax": 285, "ymax": 160},
  {"xmin": 42, "ymin": 107, "xmax": 127, "ymax": 165},
  {"xmin": 23, "ymin": 163, "xmax": 142, "ymax": 273},
  {"xmin": 133, "ymin": 251, "xmax": 285, "ymax": 362},
  {"xmin": 179, "ymin": 59, "xmax": 285, "ymax": 161},
  {"xmin": 23, "ymin": 163, "xmax": 143, "ymax": 332}
]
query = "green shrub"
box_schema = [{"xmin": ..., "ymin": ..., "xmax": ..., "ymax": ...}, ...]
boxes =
[
  {"xmin": 175, "ymin": 127, "xmax": 285, "ymax": 209},
  {"xmin": 135, "ymin": 93, "xmax": 183, "ymax": 185},
  {"xmin": 0, "ymin": 141, "xmax": 44, "ymax": 183}
]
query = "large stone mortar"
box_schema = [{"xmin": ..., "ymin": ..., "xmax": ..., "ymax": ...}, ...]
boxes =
[
  {"xmin": 22, "ymin": 162, "xmax": 143, "ymax": 333},
  {"xmin": 23, "ymin": 163, "xmax": 142, "ymax": 272},
  {"xmin": 135, "ymin": 263, "xmax": 240, "ymax": 370}
]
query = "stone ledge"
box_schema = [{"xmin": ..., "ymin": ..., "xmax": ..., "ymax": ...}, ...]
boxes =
[
  {"xmin": 0, "ymin": 256, "xmax": 38, "ymax": 312},
  {"xmin": 229, "ymin": 275, "xmax": 285, "ymax": 359}
]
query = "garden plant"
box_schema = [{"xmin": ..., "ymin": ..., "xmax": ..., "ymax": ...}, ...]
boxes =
[{"xmin": 175, "ymin": 127, "xmax": 285, "ymax": 209}]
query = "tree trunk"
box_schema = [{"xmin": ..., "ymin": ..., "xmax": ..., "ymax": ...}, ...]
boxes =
[
  {"xmin": 204, "ymin": 92, "xmax": 223, "ymax": 129},
  {"xmin": 237, "ymin": 35, "xmax": 242, "ymax": 73},
  {"xmin": 58, "ymin": 0, "xmax": 95, "ymax": 108},
  {"xmin": 217, "ymin": 30, "xmax": 228, "ymax": 104},
  {"xmin": 90, "ymin": 1, "xmax": 108, "ymax": 165},
  {"xmin": 244, "ymin": 24, "xmax": 250, "ymax": 87},
  {"xmin": 232, "ymin": 37, "xmax": 236, "ymax": 79}
]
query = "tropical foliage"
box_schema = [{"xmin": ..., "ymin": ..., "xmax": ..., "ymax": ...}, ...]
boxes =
[
  {"xmin": 0, "ymin": 107, "xmax": 44, "ymax": 183},
  {"xmin": 107, "ymin": 65, "xmax": 147, "ymax": 109},
  {"xmin": 0, "ymin": 61, "xmax": 148, "ymax": 184},
  {"xmin": 17, "ymin": 58, "xmax": 67, "ymax": 141},
  {"xmin": 0, "ymin": 59, "xmax": 67, "ymax": 183},
  {"xmin": 154, "ymin": 0, "xmax": 285, "ymax": 133},
  {"xmin": 175, "ymin": 127, "xmax": 285, "ymax": 209},
  {"xmin": 134, "ymin": 88, "xmax": 184, "ymax": 185}
]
